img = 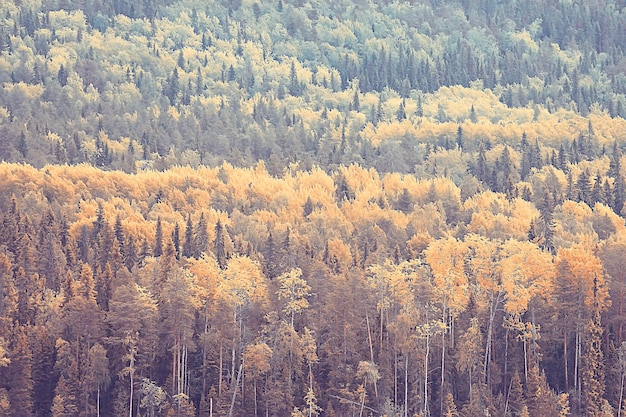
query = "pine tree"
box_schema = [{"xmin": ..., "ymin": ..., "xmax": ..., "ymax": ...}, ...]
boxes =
[
  {"xmin": 469, "ymin": 104, "xmax": 477, "ymax": 123},
  {"xmin": 525, "ymin": 365, "xmax": 555, "ymax": 417},
  {"xmin": 172, "ymin": 223, "xmax": 180, "ymax": 260},
  {"xmin": 582, "ymin": 310, "xmax": 606, "ymax": 416},
  {"xmin": 558, "ymin": 144, "xmax": 568, "ymax": 171},
  {"xmin": 396, "ymin": 188, "xmax": 413, "ymax": 214},
  {"xmin": 352, "ymin": 88, "xmax": 360, "ymax": 112},
  {"xmin": 52, "ymin": 339, "xmax": 80, "ymax": 417},
  {"xmin": 57, "ymin": 64, "xmax": 68, "ymax": 86},
  {"xmin": 577, "ymin": 168, "xmax": 592, "ymax": 205},
  {"xmin": 499, "ymin": 146, "xmax": 514, "ymax": 192},
  {"xmin": 124, "ymin": 235, "xmax": 137, "ymax": 271},
  {"xmin": 591, "ymin": 173, "xmax": 605, "ymax": 205},
  {"xmin": 114, "ymin": 215, "xmax": 125, "ymax": 252},
  {"xmin": 289, "ymin": 60, "xmax": 299, "ymax": 96},
  {"xmin": 214, "ymin": 220, "xmax": 226, "ymax": 269},
  {"xmin": 475, "ymin": 144, "xmax": 488, "ymax": 183},
  {"xmin": 614, "ymin": 174, "xmax": 626, "ymax": 214},
  {"xmin": 77, "ymin": 225, "xmax": 91, "ymax": 264},
  {"xmin": 609, "ymin": 141, "xmax": 621, "ymax": 178},
  {"xmin": 7, "ymin": 326, "xmax": 34, "ymax": 417},
  {"xmin": 520, "ymin": 133, "xmax": 531, "ymax": 180},
  {"xmin": 508, "ymin": 371, "xmax": 526, "ymax": 417},
  {"xmin": 154, "ymin": 217, "xmax": 163, "ymax": 258},
  {"xmin": 165, "ymin": 68, "xmax": 180, "ymax": 105},
  {"xmin": 396, "ymin": 99, "xmax": 406, "ymax": 121},
  {"xmin": 194, "ymin": 213, "xmax": 209, "ymax": 258},
  {"xmin": 95, "ymin": 263, "xmax": 114, "ymax": 311},
  {"xmin": 182, "ymin": 214, "xmax": 194, "ymax": 259},
  {"xmin": 303, "ymin": 196, "xmax": 314, "ymax": 217},
  {"xmin": 30, "ymin": 325, "xmax": 56, "ymax": 417},
  {"xmin": 442, "ymin": 392, "xmax": 458, "ymax": 417},
  {"xmin": 264, "ymin": 231, "xmax": 278, "ymax": 279}
]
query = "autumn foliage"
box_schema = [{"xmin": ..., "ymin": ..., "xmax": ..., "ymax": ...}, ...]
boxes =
[{"xmin": 0, "ymin": 160, "xmax": 624, "ymax": 416}]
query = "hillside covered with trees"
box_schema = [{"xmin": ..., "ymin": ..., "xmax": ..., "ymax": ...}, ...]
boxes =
[{"xmin": 0, "ymin": 0, "xmax": 626, "ymax": 416}]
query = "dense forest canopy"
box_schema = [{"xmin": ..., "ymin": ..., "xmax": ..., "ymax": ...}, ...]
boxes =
[
  {"xmin": 1, "ymin": 0, "xmax": 626, "ymax": 417},
  {"xmin": 0, "ymin": 0, "xmax": 624, "ymax": 171}
]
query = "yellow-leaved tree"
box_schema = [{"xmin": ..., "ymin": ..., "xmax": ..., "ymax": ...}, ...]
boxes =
[
  {"xmin": 464, "ymin": 234, "xmax": 503, "ymax": 387},
  {"xmin": 553, "ymin": 244, "xmax": 609, "ymax": 399},
  {"xmin": 217, "ymin": 255, "xmax": 268, "ymax": 412},
  {"xmin": 186, "ymin": 253, "xmax": 221, "ymax": 401},
  {"xmin": 277, "ymin": 267, "xmax": 312, "ymax": 328},
  {"xmin": 425, "ymin": 236, "xmax": 469, "ymax": 413},
  {"xmin": 500, "ymin": 239, "xmax": 555, "ymax": 381},
  {"xmin": 243, "ymin": 342, "xmax": 272, "ymax": 417}
]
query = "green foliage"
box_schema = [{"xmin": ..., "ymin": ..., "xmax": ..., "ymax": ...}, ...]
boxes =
[{"xmin": 0, "ymin": 0, "xmax": 622, "ymax": 175}]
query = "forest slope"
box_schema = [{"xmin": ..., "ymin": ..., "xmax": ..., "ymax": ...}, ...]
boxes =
[
  {"xmin": 1, "ymin": 0, "xmax": 626, "ymax": 416},
  {"xmin": 0, "ymin": 161, "xmax": 626, "ymax": 416},
  {"xmin": 0, "ymin": 0, "xmax": 623, "ymax": 173}
]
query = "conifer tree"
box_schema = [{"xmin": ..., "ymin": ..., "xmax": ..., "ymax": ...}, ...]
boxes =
[
  {"xmin": 30, "ymin": 325, "xmax": 55, "ymax": 417},
  {"xmin": 396, "ymin": 99, "xmax": 406, "ymax": 121},
  {"xmin": 172, "ymin": 223, "xmax": 181, "ymax": 260},
  {"xmin": 508, "ymin": 371, "xmax": 526, "ymax": 417},
  {"xmin": 475, "ymin": 144, "xmax": 488, "ymax": 183},
  {"xmin": 264, "ymin": 231, "xmax": 278, "ymax": 279},
  {"xmin": 124, "ymin": 235, "xmax": 137, "ymax": 271},
  {"xmin": 442, "ymin": 392, "xmax": 458, "ymax": 417},
  {"xmin": 7, "ymin": 326, "xmax": 34, "ymax": 417},
  {"xmin": 214, "ymin": 220, "xmax": 226, "ymax": 269},
  {"xmin": 582, "ymin": 310, "xmax": 606, "ymax": 416},
  {"xmin": 525, "ymin": 365, "xmax": 558, "ymax": 417},
  {"xmin": 614, "ymin": 174, "xmax": 626, "ymax": 214},
  {"xmin": 154, "ymin": 217, "xmax": 163, "ymax": 258},
  {"xmin": 577, "ymin": 168, "xmax": 592, "ymax": 205},
  {"xmin": 182, "ymin": 214, "xmax": 194, "ymax": 259},
  {"xmin": 303, "ymin": 197, "xmax": 314, "ymax": 218},
  {"xmin": 114, "ymin": 215, "xmax": 125, "ymax": 252},
  {"xmin": 396, "ymin": 188, "xmax": 413, "ymax": 214},
  {"xmin": 194, "ymin": 213, "xmax": 209, "ymax": 258}
]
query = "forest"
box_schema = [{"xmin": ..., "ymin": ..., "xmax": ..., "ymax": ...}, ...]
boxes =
[{"xmin": 0, "ymin": 0, "xmax": 626, "ymax": 416}]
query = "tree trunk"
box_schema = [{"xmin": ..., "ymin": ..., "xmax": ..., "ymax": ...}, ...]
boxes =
[
  {"xmin": 504, "ymin": 328, "xmax": 509, "ymax": 392},
  {"xmin": 424, "ymin": 333, "xmax": 430, "ymax": 416},
  {"xmin": 617, "ymin": 371, "xmax": 624, "ymax": 417},
  {"xmin": 219, "ymin": 342, "xmax": 223, "ymax": 396},
  {"xmin": 484, "ymin": 296, "xmax": 497, "ymax": 384},
  {"xmin": 394, "ymin": 348, "xmax": 398, "ymax": 409},
  {"xmin": 129, "ymin": 359, "xmax": 134, "ymax": 417},
  {"xmin": 380, "ymin": 308, "xmax": 384, "ymax": 353},
  {"xmin": 563, "ymin": 322, "xmax": 569, "ymax": 392},
  {"xmin": 366, "ymin": 312, "xmax": 378, "ymax": 399},
  {"xmin": 523, "ymin": 339, "xmax": 528, "ymax": 384},
  {"xmin": 441, "ymin": 314, "xmax": 446, "ymax": 416},
  {"xmin": 203, "ymin": 308, "xmax": 209, "ymax": 397},
  {"xmin": 228, "ymin": 363, "xmax": 243, "ymax": 417},
  {"xmin": 254, "ymin": 378, "xmax": 258, "ymax": 417},
  {"xmin": 404, "ymin": 355, "xmax": 408, "ymax": 417},
  {"xmin": 308, "ymin": 362, "xmax": 314, "ymax": 417},
  {"xmin": 607, "ymin": 296, "xmax": 624, "ymax": 345},
  {"xmin": 359, "ymin": 378, "xmax": 366, "ymax": 417}
]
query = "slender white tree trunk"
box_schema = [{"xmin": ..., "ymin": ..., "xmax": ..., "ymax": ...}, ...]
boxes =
[
  {"xmin": 619, "ymin": 373, "xmax": 625, "ymax": 417},
  {"xmin": 424, "ymin": 334, "xmax": 430, "ymax": 415},
  {"xmin": 404, "ymin": 355, "xmax": 408, "ymax": 417}
]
